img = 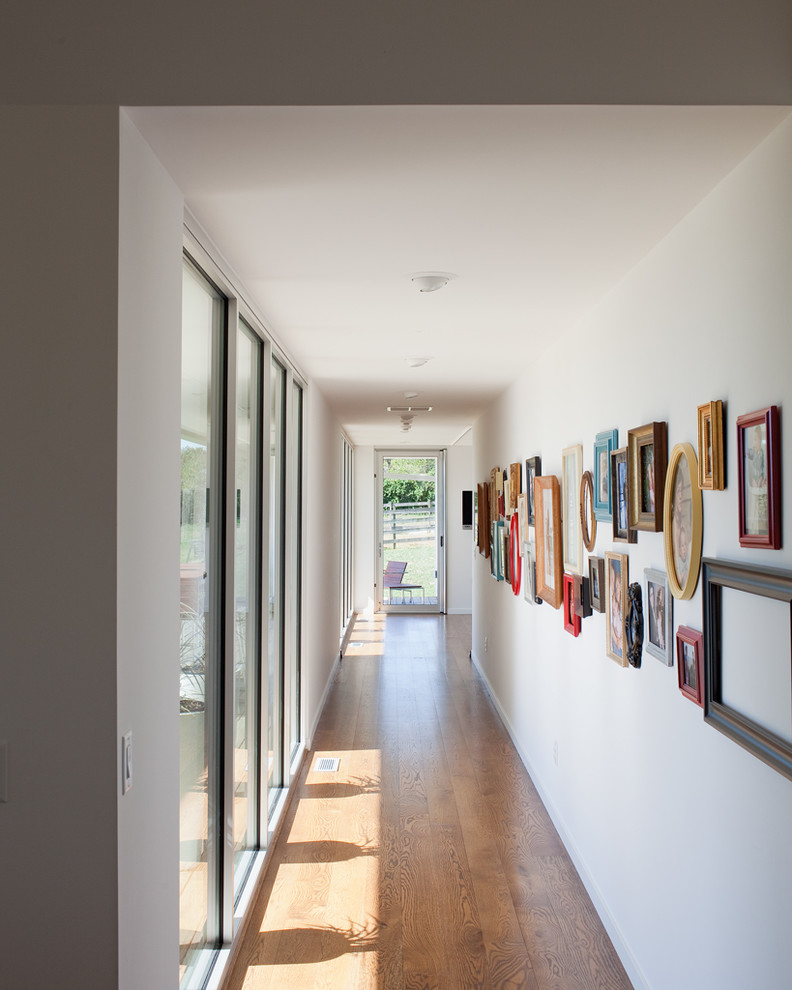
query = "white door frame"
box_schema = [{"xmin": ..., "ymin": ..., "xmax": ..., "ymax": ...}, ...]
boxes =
[{"xmin": 374, "ymin": 449, "xmax": 446, "ymax": 613}]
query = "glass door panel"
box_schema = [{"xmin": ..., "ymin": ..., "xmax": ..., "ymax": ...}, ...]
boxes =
[
  {"xmin": 267, "ymin": 359, "xmax": 286, "ymax": 809},
  {"xmin": 287, "ymin": 380, "xmax": 302, "ymax": 764},
  {"xmin": 179, "ymin": 260, "xmax": 225, "ymax": 977},
  {"xmin": 232, "ymin": 321, "xmax": 261, "ymax": 898}
]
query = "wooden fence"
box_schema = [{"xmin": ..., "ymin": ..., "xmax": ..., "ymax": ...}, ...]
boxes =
[{"xmin": 383, "ymin": 501, "xmax": 436, "ymax": 548}]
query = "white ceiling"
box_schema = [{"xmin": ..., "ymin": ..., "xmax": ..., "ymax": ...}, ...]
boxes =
[{"xmin": 129, "ymin": 105, "xmax": 789, "ymax": 447}]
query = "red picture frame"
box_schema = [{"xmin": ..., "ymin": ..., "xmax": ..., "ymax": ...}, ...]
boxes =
[
  {"xmin": 509, "ymin": 512, "xmax": 522, "ymax": 596},
  {"xmin": 737, "ymin": 405, "xmax": 781, "ymax": 549},
  {"xmin": 676, "ymin": 626, "xmax": 704, "ymax": 706},
  {"xmin": 563, "ymin": 573, "xmax": 581, "ymax": 637}
]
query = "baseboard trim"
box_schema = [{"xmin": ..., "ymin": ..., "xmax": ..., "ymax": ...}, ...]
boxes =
[{"xmin": 469, "ymin": 651, "xmax": 650, "ymax": 990}]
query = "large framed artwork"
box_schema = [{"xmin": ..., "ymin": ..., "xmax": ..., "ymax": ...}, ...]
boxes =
[
  {"xmin": 593, "ymin": 429, "xmax": 618, "ymax": 521},
  {"xmin": 605, "ymin": 551, "xmax": 629, "ymax": 666},
  {"xmin": 562, "ymin": 444, "xmax": 584, "ymax": 575},
  {"xmin": 535, "ymin": 475, "xmax": 563, "ymax": 609},
  {"xmin": 703, "ymin": 558, "xmax": 792, "ymax": 781},
  {"xmin": 736, "ymin": 405, "xmax": 781, "ymax": 549},
  {"xmin": 663, "ymin": 442, "xmax": 702, "ymax": 600}
]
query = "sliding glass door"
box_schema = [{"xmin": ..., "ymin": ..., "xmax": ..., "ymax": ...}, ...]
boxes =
[{"xmin": 179, "ymin": 248, "xmax": 304, "ymax": 988}]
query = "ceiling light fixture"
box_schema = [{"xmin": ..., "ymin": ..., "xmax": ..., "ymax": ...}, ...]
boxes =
[
  {"xmin": 403, "ymin": 391, "xmax": 420, "ymax": 399},
  {"xmin": 386, "ymin": 406, "xmax": 432, "ymax": 413},
  {"xmin": 406, "ymin": 357, "xmax": 431, "ymax": 368},
  {"xmin": 410, "ymin": 271, "xmax": 456, "ymax": 293}
]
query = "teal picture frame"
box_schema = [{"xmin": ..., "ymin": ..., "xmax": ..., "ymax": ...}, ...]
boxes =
[{"xmin": 594, "ymin": 428, "xmax": 618, "ymax": 521}]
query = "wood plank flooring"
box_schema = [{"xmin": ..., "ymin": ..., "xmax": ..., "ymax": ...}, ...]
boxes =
[{"xmin": 222, "ymin": 613, "xmax": 633, "ymax": 990}]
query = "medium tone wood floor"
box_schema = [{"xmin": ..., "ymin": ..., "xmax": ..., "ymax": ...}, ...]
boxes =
[{"xmin": 223, "ymin": 614, "xmax": 633, "ymax": 990}]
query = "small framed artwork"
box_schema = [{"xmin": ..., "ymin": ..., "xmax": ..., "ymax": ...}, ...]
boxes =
[
  {"xmin": 509, "ymin": 461, "xmax": 522, "ymax": 512},
  {"xmin": 628, "ymin": 421, "xmax": 667, "ymax": 532},
  {"xmin": 663, "ymin": 443, "xmax": 703, "ymax": 600},
  {"xmin": 573, "ymin": 574, "xmax": 592, "ymax": 619},
  {"xmin": 523, "ymin": 542, "xmax": 543, "ymax": 605},
  {"xmin": 593, "ymin": 429, "xmax": 618, "ymax": 521},
  {"xmin": 525, "ymin": 456, "xmax": 542, "ymax": 526},
  {"xmin": 563, "ymin": 573, "xmax": 581, "ymax": 637},
  {"xmin": 605, "ymin": 551, "xmax": 629, "ymax": 666},
  {"xmin": 500, "ymin": 520, "xmax": 510, "ymax": 584},
  {"xmin": 625, "ymin": 582, "xmax": 643, "ymax": 668},
  {"xmin": 579, "ymin": 470, "xmax": 597, "ymax": 552},
  {"xmin": 610, "ymin": 446, "xmax": 637, "ymax": 544},
  {"xmin": 589, "ymin": 555, "xmax": 605, "ymax": 612},
  {"xmin": 517, "ymin": 493, "xmax": 528, "ymax": 554},
  {"xmin": 644, "ymin": 568, "xmax": 673, "ymax": 665},
  {"xmin": 697, "ymin": 400, "xmax": 725, "ymax": 490},
  {"xmin": 736, "ymin": 405, "xmax": 781, "ymax": 549},
  {"xmin": 676, "ymin": 625, "xmax": 704, "ymax": 707},
  {"xmin": 703, "ymin": 558, "xmax": 792, "ymax": 780},
  {"xmin": 535, "ymin": 475, "xmax": 563, "ymax": 609},
  {"xmin": 562, "ymin": 444, "xmax": 584, "ymax": 575}
]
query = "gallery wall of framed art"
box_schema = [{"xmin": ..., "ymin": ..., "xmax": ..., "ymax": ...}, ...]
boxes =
[{"xmin": 466, "ymin": 116, "xmax": 792, "ymax": 990}]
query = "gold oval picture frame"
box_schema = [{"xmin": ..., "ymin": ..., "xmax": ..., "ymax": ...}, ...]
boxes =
[
  {"xmin": 579, "ymin": 470, "xmax": 597, "ymax": 552},
  {"xmin": 663, "ymin": 442, "xmax": 703, "ymax": 600}
]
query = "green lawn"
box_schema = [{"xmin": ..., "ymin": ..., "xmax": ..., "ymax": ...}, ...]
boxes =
[{"xmin": 383, "ymin": 540, "xmax": 437, "ymax": 599}]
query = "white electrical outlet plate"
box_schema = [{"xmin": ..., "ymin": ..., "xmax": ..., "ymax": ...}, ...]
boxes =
[{"xmin": 122, "ymin": 731, "xmax": 133, "ymax": 794}]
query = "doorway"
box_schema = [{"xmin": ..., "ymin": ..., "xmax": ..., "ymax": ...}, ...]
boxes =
[{"xmin": 376, "ymin": 450, "xmax": 445, "ymax": 613}]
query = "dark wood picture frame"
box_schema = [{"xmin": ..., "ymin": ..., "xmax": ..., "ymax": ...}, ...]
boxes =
[
  {"xmin": 563, "ymin": 573, "xmax": 581, "ymax": 637},
  {"xmin": 573, "ymin": 573, "xmax": 592, "ymax": 619},
  {"xmin": 737, "ymin": 405, "xmax": 781, "ymax": 549},
  {"xmin": 628, "ymin": 421, "xmax": 667, "ymax": 532},
  {"xmin": 677, "ymin": 625, "xmax": 704, "ymax": 706},
  {"xmin": 703, "ymin": 558, "xmax": 792, "ymax": 781},
  {"xmin": 589, "ymin": 555, "xmax": 605, "ymax": 612},
  {"xmin": 610, "ymin": 446, "xmax": 637, "ymax": 544},
  {"xmin": 525, "ymin": 456, "xmax": 542, "ymax": 526},
  {"xmin": 535, "ymin": 475, "xmax": 563, "ymax": 609},
  {"xmin": 697, "ymin": 399, "xmax": 725, "ymax": 490},
  {"xmin": 626, "ymin": 582, "xmax": 643, "ymax": 668}
]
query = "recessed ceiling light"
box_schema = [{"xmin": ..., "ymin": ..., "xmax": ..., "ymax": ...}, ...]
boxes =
[{"xmin": 410, "ymin": 272, "xmax": 456, "ymax": 293}]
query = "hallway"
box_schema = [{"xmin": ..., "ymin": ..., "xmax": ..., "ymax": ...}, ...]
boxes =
[{"xmin": 224, "ymin": 614, "xmax": 632, "ymax": 990}]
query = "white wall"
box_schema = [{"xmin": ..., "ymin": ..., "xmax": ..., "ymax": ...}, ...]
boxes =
[
  {"xmin": 354, "ymin": 445, "xmax": 473, "ymax": 614},
  {"xmin": 117, "ymin": 112, "xmax": 184, "ymax": 990},
  {"xmin": 472, "ymin": 115, "xmax": 792, "ymax": 990},
  {"xmin": 302, "ymin": 386, "xmax": 347, "ymax": 743},
  {"xmin": 0, "ymin": 107, "xmax": 121, "ymax": 989}
]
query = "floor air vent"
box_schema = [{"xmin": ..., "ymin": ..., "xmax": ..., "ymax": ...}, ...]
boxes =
[{"xmin": 314, "ymin": 757, "xmax": 340, "ymax": 773}]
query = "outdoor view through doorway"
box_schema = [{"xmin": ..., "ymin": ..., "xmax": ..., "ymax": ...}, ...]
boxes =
[{"xmin": 377, "ymin": 451, "xmax": 445, "ymax": 613}]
